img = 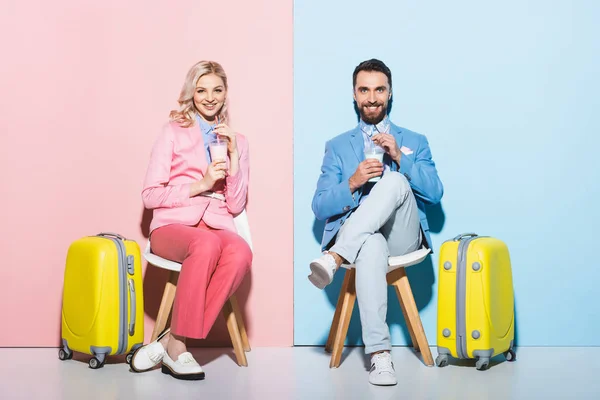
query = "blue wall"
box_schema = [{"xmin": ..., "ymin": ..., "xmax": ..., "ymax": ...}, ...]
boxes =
[{"xmin": 293, "ymin": 0, "xmax": 600, "ymax": 346}]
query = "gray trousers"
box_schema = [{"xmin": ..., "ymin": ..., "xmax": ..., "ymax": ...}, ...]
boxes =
[{"xmin": 330, "ymin": 171, "xmax": 422, "ymax": 354}]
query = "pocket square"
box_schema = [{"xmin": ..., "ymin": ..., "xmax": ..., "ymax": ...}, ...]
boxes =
[{"xmin": 400, "ymin": 146, "xmax": 413, "ymax": 155}]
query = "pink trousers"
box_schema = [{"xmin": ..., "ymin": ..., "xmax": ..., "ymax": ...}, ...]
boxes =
[{"xmin": 150, "ymin": 221, "xmax": 252, "ymax": 339}]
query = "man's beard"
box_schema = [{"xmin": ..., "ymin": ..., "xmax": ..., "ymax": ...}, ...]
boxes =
[{"xmin": 358, "ymin": 102, "xmax": 386, "ymax": 125}]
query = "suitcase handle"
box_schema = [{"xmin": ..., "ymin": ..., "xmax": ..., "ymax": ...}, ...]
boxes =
[
  {"xmin": 97, "ymin": 232, "xmax": 126, "ymax": 241},
  {"xmin": 128, "ymin": 279, "xmax": 136, "ymax": 336},
  {"xmin": 453, "ymin": 233, "xmax": 478, "ymax": 241}
]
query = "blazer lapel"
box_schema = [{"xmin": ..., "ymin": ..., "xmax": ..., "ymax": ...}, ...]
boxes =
[
  {"xmin": 179, "ymin": 123, "xmax": 209, "ymax": 177},
  {"xmin": 390, "ymin": 123, "xmax": 404, "ymax": 150},
  {"xmin": 388, "ymin": 123, "xmax": 404, "ymax": 172},
  {"xmin": 350, "ymin": 127, "xmax": 365, "ymax": 163}
]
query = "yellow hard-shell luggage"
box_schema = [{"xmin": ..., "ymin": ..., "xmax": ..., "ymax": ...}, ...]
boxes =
[
  {"xmin": 59, "ymin": 232, "xmax": 144, "ymax": 369},
  {"xmin": 436, "ymin": 233, "xmax": 516, "ymax": 370}
]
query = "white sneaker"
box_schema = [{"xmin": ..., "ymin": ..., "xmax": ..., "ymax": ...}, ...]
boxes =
[
  {"xmin": 161, "ymin": 352, "xmax": 205, "ymax": 381},
  {"xmin": 369, "ymin": 352, "xmax": 397, "ymax": 386},
  {"xmin": 308, "ymin": 253, "xmax": 338, "ymax": 289},
  {"xmin": 130, "ymin": 328, "xmax": 170, "ymax": 373}
]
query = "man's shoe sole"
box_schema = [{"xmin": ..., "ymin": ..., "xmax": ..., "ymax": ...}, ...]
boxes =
[
  {"xmin": 308, "ymin": 261, "xmax": 332, "ymax": 289},
  {"xmin": 369, "ymin": 380, "xmax": 398, "ymax": 386}
]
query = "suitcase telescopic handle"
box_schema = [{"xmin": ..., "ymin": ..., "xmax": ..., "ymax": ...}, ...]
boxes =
[
  {"xmin": 453, "ymin": 233, "xmax": 478, "ymax": 241},
  {"xmin": 128, "ymin": 279, "xmax": 136, "ymax": 336},
  {"xmin": 97, "ymin": 232, "xmax": 126, "ymax": 241}
]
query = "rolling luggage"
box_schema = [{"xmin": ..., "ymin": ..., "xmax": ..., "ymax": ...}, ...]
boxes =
[
  {"xmin": 436, "ymin": 233, "xmax": 516, "ymax": 370},
  {"xmin": 59, "ymin": 232, "xmax": 144, "ymax": 369}
]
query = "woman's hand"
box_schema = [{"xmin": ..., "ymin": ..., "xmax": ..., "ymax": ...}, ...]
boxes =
[
  {"xmin": 213, "ymin": 124, "xmax": 238, "ymax": 155},
  {"xmin": 189, "ymin": 160, "xmax": 227, "ymax": 197},
  {"xmin": 203, "ymin": 160, "xmax": 227, "ymax": 188}
]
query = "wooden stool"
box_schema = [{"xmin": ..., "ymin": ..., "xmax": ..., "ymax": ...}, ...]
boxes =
[{"xmin": 325, "ymin": 247, "xmax": 435, "ymax": 368}]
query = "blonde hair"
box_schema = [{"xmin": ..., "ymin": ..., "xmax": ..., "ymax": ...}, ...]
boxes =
[{"xmin": 169, "ymin": 60, "xmax": 229, "ymax": 128}]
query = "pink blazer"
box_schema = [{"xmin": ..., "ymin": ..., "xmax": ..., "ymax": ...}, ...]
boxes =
[{"xmin": 142, "ymin": 121, "xmax": 249, "ymax": 234}]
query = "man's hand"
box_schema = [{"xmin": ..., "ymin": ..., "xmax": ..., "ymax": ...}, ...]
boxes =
[
  {"xmin": 348, "ymin": 159, "xmax": 384, "ymax": 192},
  {"xmin": 372, "ymin": 133, "xmax": 401, "ymax": 164}
]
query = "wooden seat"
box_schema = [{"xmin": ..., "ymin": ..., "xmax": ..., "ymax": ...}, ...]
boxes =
[{"xmin": 325, "ymin": 247, "xmax": 434, "ymax": 368}]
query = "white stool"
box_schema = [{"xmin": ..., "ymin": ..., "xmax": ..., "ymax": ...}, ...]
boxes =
[
  {"xmin": 326, "ymin": 246, "xmax": 434, "ymax": 368},
  {"xmin": 143, "ymin": 210, "xmax": 253, "ymax": 367}
]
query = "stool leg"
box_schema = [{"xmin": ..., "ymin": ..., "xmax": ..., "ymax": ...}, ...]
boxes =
[
  {"xmin": 230, "ymin": 294, "xmax": 251, "ymax": 352},
  {"xmin": 330, "ymin": 268, "xmax": 356, "ymax": 368},
  {"xmin": 389, "ymin": 267, "xmax": 434, "ymax": 366},
  {"xmin": 325, "ymin": 279, "xmax": 346, "ymax": 353},
  {"xmin": 151, "ymin": 270, "xmax": 178, "ymax": 342},
  {"xmin": 387, "ymin": 268, "xmax": 419, "ymax": 352},
  {"xmin": 223, "ymin": 299, "xmax": 248, "ymax": 367}
]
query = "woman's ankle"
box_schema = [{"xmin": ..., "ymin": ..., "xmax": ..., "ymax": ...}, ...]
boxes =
[
  {"xmin": 166, "ymin": 333, "xmax": 187, "ymax": 360},
  {"xmin": 158, "ymin": 332, "xmax": 170, "ymax": 349}
]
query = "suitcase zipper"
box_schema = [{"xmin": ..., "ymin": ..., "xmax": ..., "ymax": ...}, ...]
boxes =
[{"xmin": 456, "ymin": 234, "xmax": 478, "ymax": 359}]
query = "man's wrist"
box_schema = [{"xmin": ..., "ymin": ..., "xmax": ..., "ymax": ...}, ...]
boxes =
[{"xmin": 348, "ymin": 177, "xmax": 358, "ymax": 193}]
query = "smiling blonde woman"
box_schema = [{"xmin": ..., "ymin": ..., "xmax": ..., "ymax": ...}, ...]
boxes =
[{"xmin": 132, "ymin": 60, "xmax": 252, "ymax": 381}]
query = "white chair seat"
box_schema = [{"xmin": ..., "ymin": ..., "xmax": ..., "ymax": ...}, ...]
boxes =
[
  {"xmin": 340, "ymin": 246, "xmax": 431, "ymax": 273},
  {"xmin": 143, "ymin": 209, "xmax": 253, "ymax": 272},
  {"xmin": 144, "ymin": 241, "xmax": 182, "ymax": 271}
]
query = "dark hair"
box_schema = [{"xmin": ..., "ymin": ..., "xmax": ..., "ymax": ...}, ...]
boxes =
[{"xmin": 352, "ymin": 59, "xmax": 392, "ymax": 89}]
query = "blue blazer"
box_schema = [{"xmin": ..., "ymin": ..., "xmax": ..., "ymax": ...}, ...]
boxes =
[{"xmin": 311, "ymin": 122, "xmax": 444, "ymax": 252}]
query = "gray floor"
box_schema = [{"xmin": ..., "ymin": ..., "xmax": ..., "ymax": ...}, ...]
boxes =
[{"xmin": 1, "ymin": 347, "xmax": 599, "ymax": 400}]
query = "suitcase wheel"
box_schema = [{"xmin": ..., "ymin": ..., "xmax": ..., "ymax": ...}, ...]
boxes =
[
  {"xmin": 58, "ymin": 348, "xmax": 73, "ymax": 361},
  {"xmin": 475, "ymin": 357, "xmax": 490, "ymax": 371},
  {"xmin": 435, "ymin": 354, "xmax": 449, "ymax": 368},
  {"xmin": 504, "ymin": 349, "xmax": 516, "ymax": 362},
  {"xmin": 89, "ymin": 356, "xmax": 105, "ymax": 369},
  {"xmin": 126, "ymin": 352, "xmax": 134, "ymax": 365}
]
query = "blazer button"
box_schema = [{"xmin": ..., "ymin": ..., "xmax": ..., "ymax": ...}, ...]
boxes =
[{"xmin": 343, "ymin": 206, "xmax": 350, "ymax": 212}]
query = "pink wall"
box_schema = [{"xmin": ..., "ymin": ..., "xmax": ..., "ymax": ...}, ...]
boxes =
[{"xmin": 0, "ymin": 0, "xmax": 293, "ymax": 346}]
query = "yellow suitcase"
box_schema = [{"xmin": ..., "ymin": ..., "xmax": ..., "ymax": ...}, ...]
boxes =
[
  {"xmin": 436, "ymin": 233, "xmax": 515, "ymax": 370},
  {"xmin": 59, "ymin": 232, "xmax": 144, "ymax": 369}
]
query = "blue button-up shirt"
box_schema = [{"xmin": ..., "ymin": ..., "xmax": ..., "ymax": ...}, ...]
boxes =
[
  {"xmin": 196, "ymin": 115, "xmax": 217, "ymax": 163},
  {"xmin": 359, "ymin": 115, "xmax": 390, "ymax": 149},
  {"xmin": 357, "ymin": 116, "xmax": 392, "ymax": 203}
]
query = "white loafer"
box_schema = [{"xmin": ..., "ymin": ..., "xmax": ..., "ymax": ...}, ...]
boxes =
[
  {"xmin": 130, "ymin": 328, "xmax": 170, "ymax": 373},
  {"xmin": 162, "ymin": 352, "xmax": 205, "ymax": 381}
]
